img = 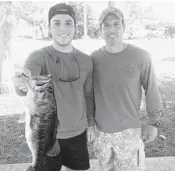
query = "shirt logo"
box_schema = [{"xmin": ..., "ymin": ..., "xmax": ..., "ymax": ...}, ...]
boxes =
[{"xmin": 120, "ymin": 65, "xmax": 137, "ymax": 77}]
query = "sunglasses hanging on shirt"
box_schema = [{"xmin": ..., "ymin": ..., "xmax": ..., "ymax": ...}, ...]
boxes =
[{"xmin": 55, "ymin": 54, "xmax": 80, "ymax": 82}]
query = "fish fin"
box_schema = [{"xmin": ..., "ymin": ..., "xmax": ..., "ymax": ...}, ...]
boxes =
[
  {"xmin": 47, "ymin": 140, "xmax": 60, "ymax": 157},
  {"xmin": 18, "ymin": 112, "xmax": 26, "ymax": 123},
  {"xmin": 18, "ymin": 142, "xmax": 32, "ymax": 158}
]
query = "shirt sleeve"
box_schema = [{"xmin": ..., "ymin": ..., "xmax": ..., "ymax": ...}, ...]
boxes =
[
  {"xmin": 84, "ymin": 58, "xmax": 95, "ymax": 127},
  {"xmin": 23, "ymin": 50, "xmax": 43, "ymax": 76},
  {"xmin": 141, "ymin": 54, "xmax": 164, "ymax": 126}
]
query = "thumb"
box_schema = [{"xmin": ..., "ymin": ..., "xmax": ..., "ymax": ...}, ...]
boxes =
[
  {"xmin": 14, "ymin": 65, "xmax": 31, "ymax": 77},
  {"xmin": 143, "ymin": 131, "xmax": 149, "ymax": 142},
  {"xmin": 88, "ymin": 134, "xmax": 92, "ymax": 142},
  {"xmin": 87, "ymin": 132, "xmax": 92, "ymax": 142}
]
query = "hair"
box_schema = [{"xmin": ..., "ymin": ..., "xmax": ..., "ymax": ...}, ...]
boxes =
[{"xmin": 48, "ymin": 3, "xmax": 76, "ymax": 26}]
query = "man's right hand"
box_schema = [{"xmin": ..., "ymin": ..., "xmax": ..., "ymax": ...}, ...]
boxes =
[
  {"xmin": 12, "ymin": 66, "xmax": 31, "ymax": 93},
  {"xmin": 12, "ymin": 75, "xmax": 28, "ymax": 93}
]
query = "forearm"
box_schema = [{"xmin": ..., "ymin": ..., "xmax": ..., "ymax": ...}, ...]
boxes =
[
  {"xmin": 85, "ymin": 95, "xmax": 95, "ymax": 127},
  {"xmin": 145, "ymin": 87, "xmax": 164, "ymax": 126},
  {"xmin": 147, "ymin": 111, "xmax": 162, "ymax": 127}
]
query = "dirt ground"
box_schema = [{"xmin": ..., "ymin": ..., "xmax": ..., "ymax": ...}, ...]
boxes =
[{"xmin": 0, "ymin": 59, "xmax": 175, "ymax": 164}]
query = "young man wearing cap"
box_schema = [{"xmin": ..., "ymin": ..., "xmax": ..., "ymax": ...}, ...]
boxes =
[
  {"xmin": 91, "ymin": 7, "xmax": 163, "ymax": 171},
  {"xmin": 12, "ymin": 3, "xmax": 95, "ymax": 171}
]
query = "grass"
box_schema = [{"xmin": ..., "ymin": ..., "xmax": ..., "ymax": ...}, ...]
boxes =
[
  {"xmin": 0, "ymin": 69, "xmax": 175, "ymax": 164},
  {"xmin": 0, "ymin": 38, "xmax": 175, "ymax": 164}
]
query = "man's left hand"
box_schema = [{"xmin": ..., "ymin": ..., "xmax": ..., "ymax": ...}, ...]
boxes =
[
  {"xmin": 142, "ymin": 125, "xmax": 158, "ymax": 143},
  {"xmin": 87, "ymin": 126, "xmax": 96, "ymax": 143}
]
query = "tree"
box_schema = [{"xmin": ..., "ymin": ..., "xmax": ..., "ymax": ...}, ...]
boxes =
[
  {"xmin": 0, "ymin": 1, "xmax": 13, "ymax": 93},
  {"xmin": 108, "ymin": 1, "xmax": 116, "ymax": 7},
  {"xmin": 12, "ymin": 1, "xmax": 46, "ymax": 39},
  {"xmin": 66, "ymin": 1, "xmax": 101, "ymax": 39},
  {"xmin": 124, "ymin": 2, "xmax": 154, "ymax": 25},
  {"xmin": 87, "ymin": 4, "xmax": 101, "ymax": 39},
  {"xmin": 66, "ymin": 1, "xmax": 84, "ymax": 39}
]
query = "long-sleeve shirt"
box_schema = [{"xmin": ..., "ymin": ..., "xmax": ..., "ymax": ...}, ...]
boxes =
[
  {"xmin": 15, "ymin": 45, "xmax": 95, "ymax": 139},
  {"xmin": 91, "ymin": 44, "xmax": 163, "ymax": 133}
]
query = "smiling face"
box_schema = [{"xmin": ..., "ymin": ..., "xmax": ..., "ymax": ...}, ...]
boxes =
[
  {"xmin": 49, "ymin": 14, "xmax": 75, "ymax": 46},
  {"xmin": 101, "ymin": 13, "xmax": 125, "ymax": 46}
]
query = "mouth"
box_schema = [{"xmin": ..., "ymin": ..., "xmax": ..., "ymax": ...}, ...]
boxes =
[
  {"xmin": 108, "ymin": 35, "xmax": 118, "ymax": 38},
  {"xmin": 59, "ymin": 34, "xmax": 70, "ymax": 38}
]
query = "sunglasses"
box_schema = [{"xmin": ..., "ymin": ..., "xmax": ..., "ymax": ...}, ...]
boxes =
[{"xmin": 55, "ymin": 55, "xmax": 80, "ymax": 82}]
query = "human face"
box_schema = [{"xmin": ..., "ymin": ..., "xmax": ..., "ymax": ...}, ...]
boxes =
[
  {"xmin": 49, "ymin": 14, "xmax": 75, "ymax": 46},
  {"xmin": 101, "ymin": 14, "xmax": 125, "ymax": 46}
]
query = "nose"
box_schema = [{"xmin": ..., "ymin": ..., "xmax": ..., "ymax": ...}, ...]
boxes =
[
  {"xmin": 108, "ymin": 25, "xmax": 116, "ymax": 34},
  {"xmin": 59, "ymin": 24, "xmax": 66, "ymax": 32}
]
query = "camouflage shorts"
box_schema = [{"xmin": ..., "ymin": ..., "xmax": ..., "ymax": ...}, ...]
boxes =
[{"xmin": 93, "ymin": 128, "xmax": 146, "ymax": 171}]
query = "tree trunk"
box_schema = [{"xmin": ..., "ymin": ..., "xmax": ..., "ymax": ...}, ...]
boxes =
[
  {"xmin": 0, "ymin": 1, "xmax": 12, "ymax": 94},
  {"xmin": 108, "ymin": 1, "xmax": 116, "ymax": 7}
]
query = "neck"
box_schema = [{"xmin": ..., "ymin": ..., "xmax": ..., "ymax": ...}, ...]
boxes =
[
  {"xmin": 53, "ymin": 41, "xmax": 73, "ymax": 53},
  {"xmin": 105, "ymin": 42, "xmax": 127, "ymax": 53}
]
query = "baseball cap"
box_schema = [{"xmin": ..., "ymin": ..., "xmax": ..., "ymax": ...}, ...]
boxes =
[
  {"xmin": 48, "ymin": 3, "xmax": 76, "ymax": 25},
  {"xmin": 99, "ymin": 7, "xmax": 124, "ymax": 24}
]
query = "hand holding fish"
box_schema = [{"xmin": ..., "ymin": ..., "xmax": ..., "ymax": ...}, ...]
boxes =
[{"xmin": 12, "ymin": 65, "xmax": 31, "ymax": 93}]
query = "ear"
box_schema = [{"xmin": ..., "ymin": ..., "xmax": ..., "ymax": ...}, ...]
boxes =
[
  {"xmin": 73, "ymin": 25, "xmax": 77, "ymax": 39},
  {"xmin": 99, "ymin": 24, "xmax": 103, "ymax": 38},
  {"xmin": 123, "ymin": 23, "xmax": 126, "ymax": 32},
  {"xmin": 74, "ymin": 24, "xmax": 76, "ymax": 35}
]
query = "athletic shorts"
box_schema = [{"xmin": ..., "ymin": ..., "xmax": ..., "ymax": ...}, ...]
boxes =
[
  {"xmin": 44, "ymin": 130, "xmax": 90, "ymax": 171},
  {"xmin": 93, "ymin": 128, "xmax": 146, "ymax": 171}
]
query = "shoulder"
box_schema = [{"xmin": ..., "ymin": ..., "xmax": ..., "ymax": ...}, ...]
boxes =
[
  {"xmin": 27, "ymin": 48, "xmax": 45, "ymax": 62},
  {"xmin": 127, "ymin": 44, "xmax": 152, "ymax": 68},
  {"xmin": 128, "ymin": 44, "xmax": 150, "ymax": 61},
  {"xmin": 25, "ymin": 46, "xmax": 52, "ymax": 65},
  {"xmin": 90, "ymin": 49, "xmax": 101, "ymax": 60},
  {"xmin": 75, "ymin": 48, "xmax": 93, "ymax": 68}
]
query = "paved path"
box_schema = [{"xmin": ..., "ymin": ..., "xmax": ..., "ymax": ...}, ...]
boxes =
[{"xmin": 0, "ymin": 157, "xmax": 175, "ymax": 171}]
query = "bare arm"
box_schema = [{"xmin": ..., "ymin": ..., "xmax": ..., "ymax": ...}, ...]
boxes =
[{"xmin": 84, "ymin": 58, "xmax": 95, "ymax": 127}]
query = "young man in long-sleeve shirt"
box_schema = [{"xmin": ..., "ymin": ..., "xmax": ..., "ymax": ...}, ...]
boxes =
[
  {"xmin": 12, "ymin": 3, "xmax": 95, "ymax": 171},
  {"xmin": 91, "ymin": 7, "xmax": 163, "ymax": 171}
]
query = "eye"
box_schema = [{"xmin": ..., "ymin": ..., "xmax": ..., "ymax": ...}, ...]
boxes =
[
  {"xmin": 114, "ymin": 23, "xmax": 120, "ymax": 27},
  {"xmin": 103, "ymin": 23, "xmax": 110, "ymax": 28},
  {"xmin": 66, "ymin": 22, "xmax": 73, "ymax": 26},
  {"xmin": 55, "ymin": 22, "xmax": 60, "ymax": 26},
  {"xmin": 52, "ymin": 22, "xmax": 60, "ymax": 27}
]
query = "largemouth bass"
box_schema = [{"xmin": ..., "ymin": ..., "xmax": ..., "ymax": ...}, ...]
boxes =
[{"xmin": 18, "ymin": 72, "xmax": 60, "ymax": 171}]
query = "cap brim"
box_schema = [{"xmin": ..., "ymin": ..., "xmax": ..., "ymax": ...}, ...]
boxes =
[{"xmin": 100, "ymin": 12, "xmax": 122, "ymax": 24}]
